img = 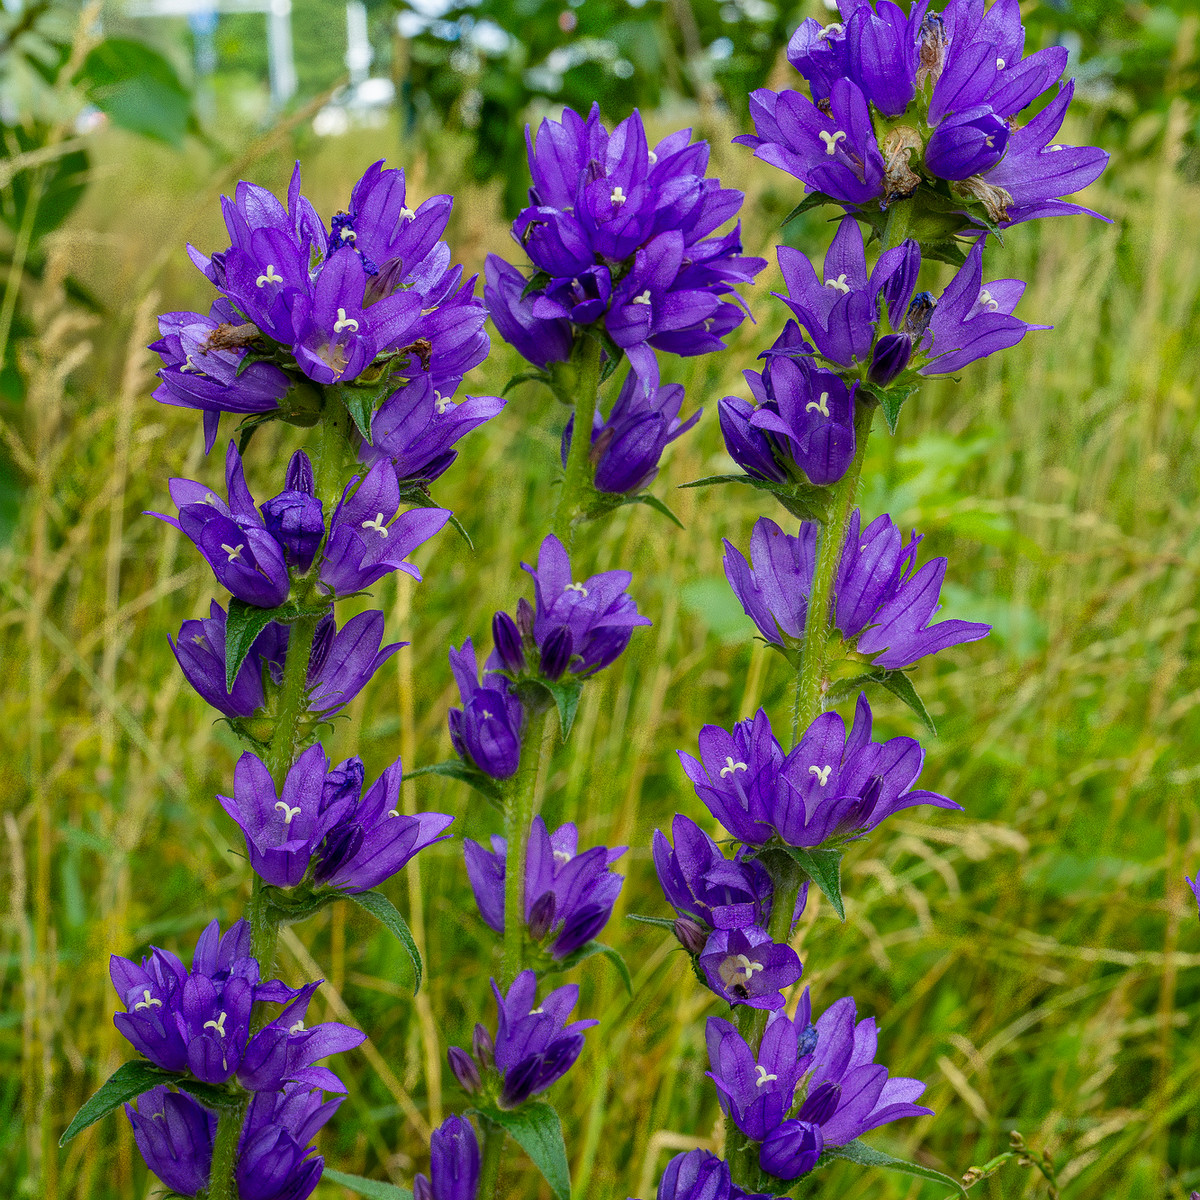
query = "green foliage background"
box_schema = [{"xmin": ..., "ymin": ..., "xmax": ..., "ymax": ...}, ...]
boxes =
[{"xmin": 2, "ymin": 2, "xmax": 1200, "ymax": 1199}]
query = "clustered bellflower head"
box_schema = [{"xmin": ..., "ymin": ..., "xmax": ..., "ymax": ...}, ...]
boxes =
[
  {"xmin": 736, "ymin": 0, "xmax": 1108, "ymax": 231},
  {"xmin": 153, "ymin": 160, "xmax": 501, "ymax": 458},
  {"xmin": 414, "ymin": 1115, "xmax": 481, "ymax": 1200},
  {"xmin": 561, "ymin": 371, "xmax": 699, "ymax": 496},
  {"xmin": 485, "ymin": 105, "xmax": 767, "ymax": 393},
  {"xmin": 126, "ymin": 1081, "xmax": 342, "ymax": 1200},
  {"xmin": 218, "ymin": 745, "xmax": 453, "ymax": 894},
  {"xmin": 708, "ymin": 989, "xmax": 932, "ymax": 1183},
  {"xmin": 172, "ymin": 603, "xmax": 402, "ymax": 731},
  {"xmin": 110, "ymin": 919, "xmax": 364, "ymax": 1090},
  {"xmin": 680, "ymin": 697, "xmax": 959, "ymax": 851},
  {"xmin": 446, "ymin": 970, "xmax": 596, "ymax": 1109},
  {"xmin": 465, "ymin": 816, "xmax": 626, "ymax": 961},
  {"xmin": 724, "ymin": 513, "xmax": 991, "ymax": 670},
  {"xmin": 635, "ymin": 1148, "xmax": 775, "ymax": 1200}
]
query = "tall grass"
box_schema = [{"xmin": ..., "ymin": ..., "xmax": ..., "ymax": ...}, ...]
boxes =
[{"xmin": 2, "ymin": 74, "xmax": 1199, "ymax": 1200}]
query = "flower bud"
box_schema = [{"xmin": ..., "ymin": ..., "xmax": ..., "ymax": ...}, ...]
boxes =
[
  {"xmin": 528, "ymin": 891, "xmax": 558, "ymax": 942},
  {"xmin": 472, "ymin": 1022, "xmax": 494, "ymax": 1069},
  {"xmin": 925, "ymin": 110, "xmax": 1010, "ymax": 181},
  {"xmin": 492, "ymin": 611, "xmax": 526, "ymax": 673},
  {"xmin": 516, "ymin": 597, "xmax": 535, "ymax": 641},
  {"xmin": 673, "ymin": 916, "xmax": 708, "ymax": 956},
  {"xmin": 759, "ymin": 1119, "xmax": 823, "ymax": 1182},
  {"xmin": 413, "ymin": 1174, "xmax": 433, "ymax": 1200},
  {"xmin": 867, "ymin": 334, "xmax": 912, "ymax": 386},
  {"xmin": 261, "ymin": 488, "xmax": 325, "ymax": 573},
  {"xmin": 284, "ymin": 449, "xmax": 315, "ymax": 495},
  {"xmin": 447, "ymin": 1046, "xmax": 481, "ymax": 1094},
  {"xmin": 539, "ymin": 626, "xmax": 573, "ymax": 682}
]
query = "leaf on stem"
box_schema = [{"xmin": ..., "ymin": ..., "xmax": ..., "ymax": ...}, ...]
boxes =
[
  {"xmin": 780, "ymin": 191, "xmax": 839, "ymax": 229},
  {"xmin": 621, "ymin": 492, "xmax": 685, "ymax": 529},
  {"xmin": 349, "ymin": 891, "xmax": 423, "ymax": 994},
  {"xmin": 778, "ymin": 845, "xmax": 845, "ymax": 920},
  {"xmin": 322, "ymin": 1169, "xmax": 414, "ymax": 1199},
  {"xmin": 625, "ymin": 913, "xmax": 677, "ymax": 931},
  {"xmin": 678, "ymin": 475, "xmax": 830, "ymax": 522},
  {"xmin": 827, "ymin": 669, "xmax": 936, "ymax": 735},
  {"xmin": 224, "ymin": 597, "xmax": 331, "ymax": 691},
  {"xmin": 502, "ymin": 371, "xmax": 550, "ymax": 395},
  {"xmin": 403, "ymin": 760, "xmax": 505, "ymax": 808},
  {"xmin": 470, "ymin": 1103, "xmax": 571, "ymax": 1200},
  {"xmin": 536, "ymin": 678, "xmax": 584, "ymax": 741},
  {"xmin": 60, "ymin": 1061, "xmax": 177, "ymax": 1146},
  {"xmin": 545, "ymin": 941, "xmax": 633, "ymax": 995},
  {"xmin": 342, "ymin": 390, "xmax": 375, "ymax": 441},
  {"xmin": 819, "ymin": 1138, "xmax": 968, "ymax": 1197}
]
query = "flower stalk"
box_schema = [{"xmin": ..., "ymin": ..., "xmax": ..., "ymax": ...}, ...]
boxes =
[
  {"xmin": 552, "ymin": 334, "xmax": 603, "ymax": 548},
  {"xmin": 477, "ymin": 1118, "xmax": 506, "ymax": 1200}
]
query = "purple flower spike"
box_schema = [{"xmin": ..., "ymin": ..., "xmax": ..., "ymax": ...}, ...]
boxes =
[
  {"xmin": 561, "ymin": 371, "xmax": 699, "ymax": 495},
  {"xmin": 464, "ymin": 817, "xmax": 626, "ymax": 959},
  {"xmin": 414, "ymin": 1115, "xmax": 481, "ymax": 1200},
  {"xmin": 699, "ymin": 925, "xmax": 802, "ymax": 1011},
  {"xmin": 448, "ymin": 638, "xmax": 525, "ymax": 780},
  {"xmin": 126, "ymin": 1087, "xmax": 215, "ymax": 1197}
]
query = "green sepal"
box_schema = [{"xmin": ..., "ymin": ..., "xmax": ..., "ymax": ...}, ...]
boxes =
[
  {"xmin": 532, "ymin": 677, "xmax": 584, "ymax": 741},
  {"xmin": 520, "ymin": 270, "xmax": 553, "ymax": 300},
  {"xmin": 262, "ymin": 885, "xmax": 335, "ymax": 927},
  {"xmin": 818, "ymin": 1138, "xmax": 968, "ymax": 1197},
  {"xmin": 342, "ymin": 390, "xmax": 375, "ymax": 441},
  {"xmin": 348, "ymin": 890, "xmax": 423, "ymax": 994},
  {"xmin": 469, "ymin": 1103, "xmax": 571, "ymax": 1200},
  {"xmin": 321, "ymin": 1169, "xmax": 413, "ymax": 1200},
  {"xmin": 224, "ymin": 596, "xmax": 330, "ymax": 692},
  {"xmin": 543, "ymin": 940, "xmax": 633, "ymax": 995},
  {"xmin": 780, "ymin": 191, "xmax": 840, "ymax": 228},
  {"xmin": 625, "ymin": 913, "xmax": 678, "ymax": 931},
  {"xmin": 678, "ymin": 474, "xmax": 832, "ymax": 522},
  {"xmin": 858, "ymin": 378, "xmax": 920, "ymax": 434},
  {"xmin": 826, "ymin": 667, "xmax": 936, "ymax": 735},
  {"xmin": 777, "ymin": 844, "xmax": 845, "ymax": 920},
  {"xmin": 403, "ymin": 760, "xmax": 505, "ymax": 808}
]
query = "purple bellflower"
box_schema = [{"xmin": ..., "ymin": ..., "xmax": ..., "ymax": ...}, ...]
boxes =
[
  {"xmin": 218, "ymin": 744, "xmax": 452, "ymax": 892},
  {"xmin": 679, "ymin": 698, "xmax": 959, "ymax": 850},
  {"xmin": 413, "ymin": 1115, "xmax": 481, "ymax": 1200},
  {"xmin": 698, "ymin": 925, "xmax": 803, "ymax": 1011},
  {"xmin": 561, "ymin": 371, "xmax": 700, "ymax": 495},
  {"xmin": 126, "ymin": 1086, "xmax": 215, "ymax": 1197},
  {"xmin": 736, "ymin": 0, "xmax": 1108, "ymax": 230},
  {"xmin": 236, "ymin": 1083, "xmax": 344, "ymax": 1200},
  {"xmin": 642, "ymin": 1149, "xmax": 773, "ymax": 1200},
  {"xmin": 447, "ymin": 971, "xmax": 597, "ymax": 1109},
  {"xmin": 487, "ymin": 105, "xmax": 766, "ymax": 393},
  {"xmin": 724, "ymin": 513, "xmax": 991, "ymax": 669},
  {"xmin": 448, "ymin": 638, "xmax": 526, "ymax": 780},
  {"xmin": 464, "ymin": 816, "xmax": 626, "ymax": 960}
]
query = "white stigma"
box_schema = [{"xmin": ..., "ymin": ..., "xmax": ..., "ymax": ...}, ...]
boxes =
[
  {"xmin": 399, "ymin": 206, "xmax": 416, "ymax": 220},
  {"xmin": 203, "ymin": 1011, "xmax": 227, "ymax": 1038},
  {"xmin": 275, "ymin": 800, "xmax": 302, "ymax": 826},
  {"xmin": 289, "ymin": 1020, "xmax": 306, "ymax": 1034},
  {"xmin": 256, "ymin": 264, "xmax": 284, "ymax": 287},
  {"xmin": 553, "ymin": 848, "xmax": 572, "ymax": 864},
  {"xmin": 361, "ymin": 512, "xmax": 389, "ymax": 536},
  {"xmin": 809, "ymin": 764, "xmax": 832, "ymax": 786},
  {"xmin": 996, "ymin": 57, "xmax": 1005, "ymax": 69},
  {"xmin": 820, "ymin": 22, "xmax": 843, "ymax": 38},
  {"xmin": 388, "ymin": 808, "xmax": 400, "ymax": 818},
  {"xmin": 180, "ymin": 354, "xmax": 204, "ymax": 374},
  {"xmin": 648, "ymin": 150, "xmax": 658, "ymax": 164},
  {"xmin": 824, "ymin": 274, "xmax": 851, "ymax": 294},
  {"xmin": 1047, "ymin": 145, "xmax": 1064, "ymax": 152},
  {"xmin": 720, "ymin": 756, "xmax": 748, "ymax": 778},
  {"xmin": 755, "ymin": 1065, "xmax": 778, "ymax": 1087},
  {"xmin": 610, "ymin": 186, "xmax": 627, "ymax": 205},
  {"xmin": 978, "ymin": 289, "xmax": 999, "ymax": 312},
  {"xmin": 434, "ymin": 390, "xmax": 452, "ymax": 414},
  {"xmin": 564, "ymin": 581, "xmax": 589, "ymax": 596},
  {"xmin": 333, "ymin": 308, "xmax": 359, "ymax": 334},
  {"xmin": 819, "ymin": 129, "xmax": 846, "ymax": 156},
  {"xmin": 221, "ymin": 542, "xmax": 244, "ymax": 563},
  {"xmin": 734, "ymin": 954, "xmax": 763, "ymax": 978},
  {"xmin": 340, "ymin": 228, "xmax": 356, "ymax": 242},
  {"xmin": 806, "ymin": 392, "xmax": 830, "ymax": 417},
  {"xmin": 203, "ymin": 492, "xmax": 220, "ymax": 506},
  {"xmin": 481, "ymin": 709, "xmax": 493, "ymax": 721},
  {"xmin": 632, "ymin": 290, "xmax": 652, "ymax": 305},
  {"xmin": 134, "ymin": 989, "xmax": 162, "ymax": 1011}
]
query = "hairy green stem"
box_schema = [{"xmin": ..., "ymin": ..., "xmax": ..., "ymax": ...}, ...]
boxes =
[
  {"xmin": 477, "ymin": 1119, "xmax": 507, "ymax": 1199},
  {"xmin": 207, "ymin": 1096, "xmax": 249, "ymax": 1200},
  {"xmin": 552, "ymin": 335, "xmax": 603, "ymax": 548},
  {"xmin": 501, "ymin": 707, "xmax": 554, "ymax": 986}
]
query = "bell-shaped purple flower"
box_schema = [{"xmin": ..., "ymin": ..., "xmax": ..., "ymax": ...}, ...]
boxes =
[
  {"xmin": 464, "ymin": 817, "xmax": 626, "ymax": 959},
  {"xmin": 924, "ymin": 107, "xmax": 1009, "ymax": 180},
  {"xmin": 413, "ymin": 1114, "xmax": 481, "ymax": 1200},
  {"xmin": 304, "ymin": 608, "xmax": 406, "ymax": 718},
  {"xmin": 653, "ymin": 1149, "xmax": 733, "ymax": 1200},
  {"xmin": 698, "ymin": 925, "xmax": 802, "ymax": 1011},
  {"xmin": 126, "ymin": 1087, "xmax": 215, "ymax": 1197},
  {"xmin": 484, "ymin": 254, "xmax": 573, "ymax": 370},
  {"xmin": 260, "ymin": 451, "xmax": 325, "ymax": 572},
  {"xmin": 448, "ymin": 638, "xmax": 525, "ymax": 780},
  {"xmin": 561, "ymin": 371, "xmax": 699, "ymax": 495},
  {"xmin": 759, "ymin": 1121, "xmax": 824, "ymax": 1181},
  {"xmin": 170, "ymin": 600, "xmax": 269, "ymax": 718},
  {"xmin": 236, "ymin": 1083, "xmax": 343, "ymax": 1200}
]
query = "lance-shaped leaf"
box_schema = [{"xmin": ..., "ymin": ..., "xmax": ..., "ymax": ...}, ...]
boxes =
[
  {"xmin": 778, "ymin": 844, "xmax": 845, "ymax": 921},
  {"xmin": 404, "ymin": 760, "xmax": 505, "ymax": 808},
  {"xmin": 820, "ymin": 1138, "xmax": 967, "ymax": 1197},
  {"xmin": 470, "ymin": 1104, "xmax": 570, "ymax": 1200},
  {"xmin": 322, "ymin": 1169, "xmax": 414, "ymax": 1199},
  {"xmin": 349, "ymin": 890, "xmax": 423, "ymax": 993}
]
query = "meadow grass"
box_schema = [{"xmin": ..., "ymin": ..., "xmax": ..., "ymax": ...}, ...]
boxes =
[{"xmin": 3, "ymin": 83, "xmax": 1200, "ymax": 1200}]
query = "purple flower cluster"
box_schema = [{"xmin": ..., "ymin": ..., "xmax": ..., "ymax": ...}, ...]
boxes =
[
  {"xmin": 485, "ymin": 105, "xmax": 767, "ymax": 394},
  {"xmin": 154, "ymin": 161, "xmax": 499, "ymax": 453},
  {"xmin": 723, "ymin": 513, "xmax": 991, "ymax": 669},
  {"xmin": 447, "ymin": 970, "xmax": 596, "ymax": 1109},
  {"xmin": 680, "ymin": 698, "xmax": 958, "ymax": 850},
  {"xmin": 218, "ymin": 745, "xmax": 452, "ymax": 894},
  {"xmin": 736, "ymin": 0, "xmax": 1108, "ymax": 229},
  {"xmin": 465, "ymin": 817, "xmax": 626, "ymax": 961},
  {"xmin": 708, "ymin": 989, "xmax": 932, "ymax": 1183}
]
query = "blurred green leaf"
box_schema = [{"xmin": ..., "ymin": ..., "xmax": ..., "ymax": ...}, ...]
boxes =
[
  {"xmin": 349, "ymin": 890, "xmax": 423, "ymax": 994},
  {"xmin": 75, "ymin": 39, "xmax": 192, "ymax": 146},
  {"xmin": 471, "ymin": 1103, "xmax": 570, "ymax": 1200}
]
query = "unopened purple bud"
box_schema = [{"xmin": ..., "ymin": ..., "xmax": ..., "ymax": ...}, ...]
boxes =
[
  {"xmin": 673, "ymin": 916, "xmax": 708, "ymax": 955},
  {"xmin": 414, "ymin": 1175, "xmax": 433, "ymax": 1200},
  {"xmin": 516, "ymin": 597, "xmax": 535, "ymax": 641},
  {"xmin": 492, "ymin": 611, "xmax": 526, "ymax": 673},
  {"xmin": 867, "ymin": 334, "xmax": 912, "ymax": 386},
  {"xmin": 540, "ymin": 626, "xmax": 573, "ymax": 682},
  {"xmin": 528, "ymin": 891, "xmax": 558, "ymax": 942},
  {"xmin": 447, "ymin": 1046, "xmax": 481, "ymax": 1094},
  {"xmin": 473, "ymin": 1022, "xmax": 494, "ymax": 1069},
  {"xmin": 904, "ymin": 292, "xmax": 936, "ymax": 339},
  {"xmin": 797, "ymin": 1080, "xmax": 841, "ymax": 1125},
  {"xmin": 926, "ymin": 111, "xmax": 1010, "ymax": 181},
  {"xmin": 760, "ymin": 1120, "xmax": 823, "ymax": 1182},
  {"xmin": 284, "ymin": 450, "xmax": 315, "ymax": 495}
]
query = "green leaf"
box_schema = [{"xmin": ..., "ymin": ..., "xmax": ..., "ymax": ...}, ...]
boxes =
[
  {"xmin": 172, "ymin": 1077, "xmax": 243, "ymax": 1110},
  {"xmin": 823, "ymin": 672, "xmax": 883, "ymax": 706},
  {"xmin": 780, "ymin": 191, "xmax": 839, "ymax": 228},
  {"xmin": 520, "ymin": 270, "xmax": 552, "ymax": 300},
  {"xmin": 223, "ymin": 599, "xmax": 278, "ymax": 693},
  {"xmin": 779, "ymin": 845, "xmax": 845, "ymax": 920},
  {"xmin": 538, "ymin": 677, "xmax": 584, "ymax": 741},
  {"xmin": 821, "ymin": 1139, "xmax": 968, "ymax": 1197},
  {"xmin": 678, "ymin": 474, "xmax": 831, "ymax": 522},
  {"xmin": 874, "ymin": 669, "xmax": 937, "ymax": 736},
  {"xmin": 76, "ymin": 39, "xmax": 192, "ymax": 146},
  {"xmin": 624, "ymin": 492, "xmax": 684, "ymax": 529},
  {"xmin": 502, "ymin": 371, "xmax": 549, "ymax": 395},
  {"xmin": 549, "ymin": 941, "xmax": 633, "ymax": 994},
  {"xmin": 471, "ymin": 1103, "xmax": 571, "ymax": 1200},
  {"xmin": 403, "ymin": 760, "xmax": 505, "ymax": 807},
  {"xmin": 625, "ymin": 913, "xmax": 678, "ymax": 931},
  {"xmin": 60, "ymin": 1060, "xmax": 166, "ymax": 1145},
  {"xmin": 594, "ymin": 943, "xmax": 633, "ymax": 995},
  {"xmin": 342, "ymin": 391, "xmax": 375, "ymax": 441},
  {"xmin": 349, "ymin": 891, "xmax": 423, "ymax": 994},
  {"xmin": 322, "ymin": 1168, "xmax": 413, "ymax": 1200}
]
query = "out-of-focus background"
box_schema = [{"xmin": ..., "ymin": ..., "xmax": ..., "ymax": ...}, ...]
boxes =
[{"xmin": 2, "ymin": 0, "xmax": 1199, "ymax": 1196}]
